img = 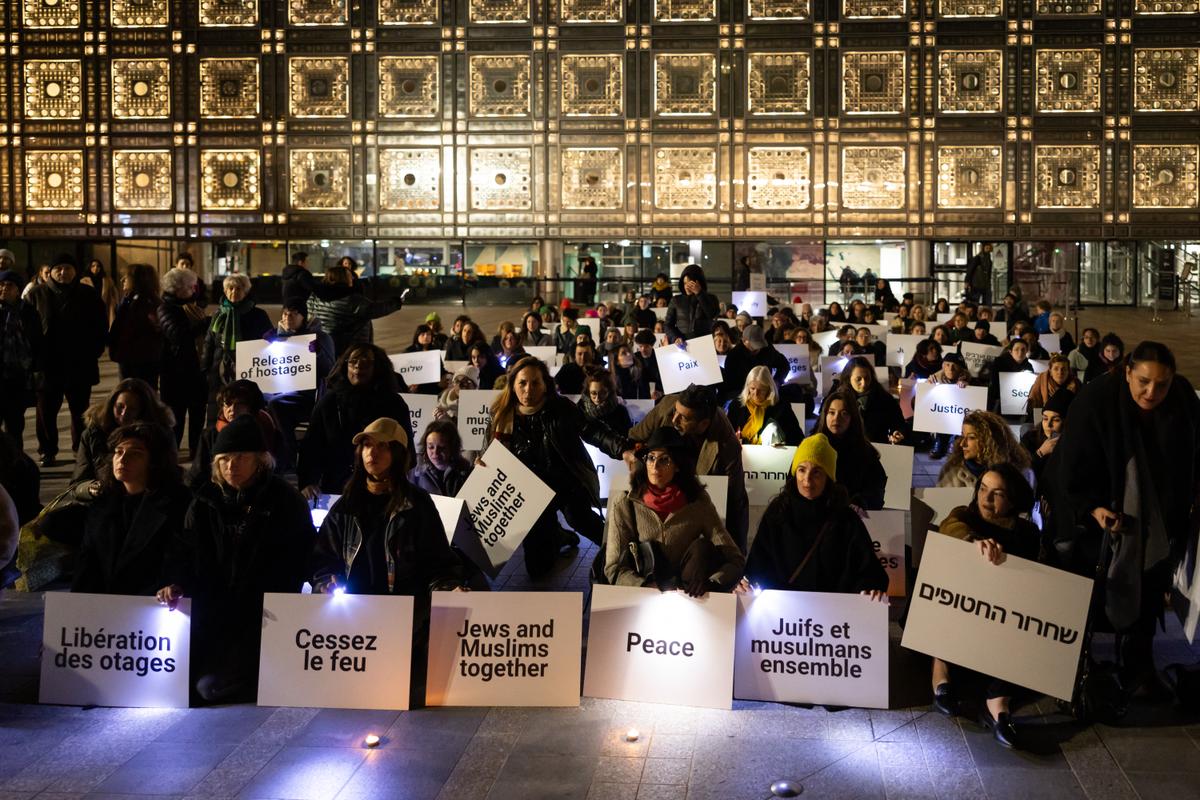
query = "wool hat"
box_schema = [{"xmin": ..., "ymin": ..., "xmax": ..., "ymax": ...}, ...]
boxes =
[
  {"xmin": 742, "ymin": 325, "xmax": 766, "ymax": 351},
  {"xmin": 51, "ymin": 253, "xmax": 78, "ymax": 270},
  {"xmin": 736, "ymin": 310, "xmax": 752, "ymax": 324},
  {"xmin": 281, "ymin": 296, "xmax": 308, "ymax": 316},
  {"xmin": 942, "ymin": 352, "xmax": 966, "ymax": 368},
  {"xmin": 640, "ymin": 427, "xmax": 696, "ymax": 464},
  {"xmin": 1043, "ymin": 388, "xmax": 1076, "ymax": 417},
  {"xmin": 0, "ymin": 249, "xmax": 16, "ymax": 264},
  {"xmin": 425, "ymin": 312, "xmax": 441, "ymax": 324},
  {"xmin": 352, "ymin": 417, "xmax": 409, "ymax": 449},
  {"xmin": 789, "ymin": 432, "xmax": 838, "ymax": 481},
  {"xmin": 212, "ymin": 414, "xmax": 267, "ymax": 455},
  {"xmin": 0, "ymin": 270, "xmax": 22, "ymax": 286}
]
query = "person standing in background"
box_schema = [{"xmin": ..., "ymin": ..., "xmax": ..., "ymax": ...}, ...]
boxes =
[
  {"xmin": 965, "ymin": 243, "xmax": 994, "ymax": 305},
  {"xmin": 0, "ymin": 270, "xmax": 42, "ymax": 441},
  {"xmin": 576, "ymin": 254, "xmax": 598, "ymax": 306}
]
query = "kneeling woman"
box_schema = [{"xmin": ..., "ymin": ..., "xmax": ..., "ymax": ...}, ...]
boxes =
[
  {"xmin": 605, "ymin": 428, "xmax": 744, "ymax": 594},
  {"xmin": 311, "ymin": 418, "xmax": 464, "ymax": 596},
  {"xmin": 931, "ymin": 463, "xmax": 1038, "ymax": 749},
  {"xmin": 741, "ymin": 434, "xmax": 888, "ymax": 599},
  {"xmin": 158, "ymin": 416, "xmax": 313, "ymax": 704}
]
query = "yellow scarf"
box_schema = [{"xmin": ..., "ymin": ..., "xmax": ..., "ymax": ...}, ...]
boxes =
[{"xmin": 741, "ymin": 400, "xmax": 767, "ymax": 445}]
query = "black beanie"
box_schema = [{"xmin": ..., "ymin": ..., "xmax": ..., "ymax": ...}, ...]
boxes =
[
  {"xmin": 1043, "ymin": 388, "xmax": 1075, "ymax": 417},
  {"xmin": 51, "ymin": 253, "xmax": 78, "ymax": 270},
  {"xmin": 213, "ymin": 414, "xmax": 267, "ymax": 455},
  {"xmin": 281, "ymin": 296, "xmax": 308, "ymax": 317}
]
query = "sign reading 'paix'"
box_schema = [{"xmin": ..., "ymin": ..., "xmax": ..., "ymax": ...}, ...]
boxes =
[{"xmin": 654, "ymin": 335, "xmax": 723, "ymax": 395}]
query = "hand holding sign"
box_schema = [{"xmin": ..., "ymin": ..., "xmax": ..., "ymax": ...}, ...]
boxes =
[
  {"xmin": 236, "ymin": 335, "xmax": 317, "ymax": 394},
  {"xmin": 912, "ymin": 382, "xmax": 988, "ymax": 435},
  {"xmin": 654, "ymin": 334, "xmax": 723, "ymax": 394}
]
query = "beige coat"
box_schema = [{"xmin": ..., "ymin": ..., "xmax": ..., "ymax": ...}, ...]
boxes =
[{"xmin": 605, "ymin": 489, "xmax": 745, "ymax": 588}]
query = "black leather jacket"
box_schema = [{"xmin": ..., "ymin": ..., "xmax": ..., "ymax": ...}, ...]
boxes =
[{"xmin": 664, "ymin": 292, "xmax": 720, "ymax": 343}]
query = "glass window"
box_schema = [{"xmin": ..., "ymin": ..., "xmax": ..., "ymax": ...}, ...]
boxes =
[
  {"xmin": 287, "ymin": 240, "xmax": 375, "ymax": 277},
  {"xmin": 733, "ymin": 241, "xmax": 825, "ymax": 305},
  {"xmin": 1104, "ymin": 242, "xmax": 1135, "ymax": 305},
  {"xmin": 1012, "ymin": 242, "xmax": 1078, "ymax": 307},
  {"xmin": 563, "ymin": 241, "xmax": 646, "ymax": 305},
  {"xmin": 464, "ymin": 242, "xmax": 539, "ymax": 305},
  {"xmin": 827, "ymin": 240, "xmax": 909, "ymax": 304},
  {"xmin": 1140, "ymin": 241, "xmax": 1187, "ymax": 308},
  {"xmin": 376, "ymin": 241, "xmax": 464, "ymax": 304}
]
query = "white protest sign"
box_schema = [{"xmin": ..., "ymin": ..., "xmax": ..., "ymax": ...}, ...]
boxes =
[
  {"xmin": 583, "ymin": 585, "xmax": 737, "ymax": 709},
  {"xmin": 427, "ymin": 592, "xmax": 583, "ymax": 707},
  {"xmin": 733, "ymin": 590, "xmax": 889, "ymax": 708},
  {"xmin": 902, "ymin": 534, "xmax": 1092, "ymax": 701},
  {"xmin": 887, "ymin": 334, "xmax": 928, "ymax": 368},
  {"xmin": 430, "ymin": 494, "xmax": 469, "ymax": 545},
  {"xmin": 235, "ymin": 335, "xmax": 317, "ymax": 393},
  {"xmin": 524, "ymin": 345, "xmax": 557, "ymax": 364},
  {"xmin": 40, "ymin": 593, "xmax": 191, "ymax": 708},
  {"xmin": 653, "ymin": 306, "xmax": 669, "ymax": 321},
  {"xmin": 586, "ymin": 442, "xmax": 628, "ymax": 500},
  {"xmin": 862, "ymin": 509, "xmax": 906, "ymax": 596},
  {"xmin": 456, "ymin": 439, "xmax": 555, "ymax": 576},
  {"xmin": 1030, "ymin": 358, "xmax": 1049, "ymax": 375},
  {"xmin": 577, "ymin": 317, "xmax": 602, "ymax": 343},
  {"xmin": 732, "ymin": 291, "xmax": 768, "ymax": 317},
  {"xmin": 915, "ymin": 487, "xmax": 974, "ymax": 527},
  {"xmin": 959, "ymin": 342, "xmax": 1004, "ymax": 379},
  {"xmin": 1039, "ymin": 333, "xmax": 1062, "ymax": 354},
  {"xmin": 741, "ymin": 445, "xmax": 796, "ymax": 507},
  {"xmin": 310, "ymin": 493, "xmax": 341, "ymax": 528},
  {"xmin": 874, "ymin": 443, "xmax": 914, "ymax": 511},
  {"xmin": 860, "ymin": 323, "xmax": 889, "ymax": 344},
  {"xmin": 774, "ymin": 344, "xmax": 813, "ymax": 386},
  {"xmin": 443, "ymin": 360, "xmax": 469, "ymax": 376},
  {"xmin": 813, "ymin": 329, "xmax": 841, "ymax": 353},
  {"xmin": 625, "ymin": 399, "xmax": 656, "ymax": 425},
  {"xmin": 818, "ymin": 354, "xmax": 873, "ymax": 397},
  {"xmin": 389, "ymin": 351, "xmax": 440, "ymax": 386},
  {"xmin": 912, "ymin": 382, "xmax": 988, "ymax": 435},
  {"xmin": 654, "ymin": 335, "xmax": 723, "ymax": 395},
  {"xmin": 456, "ymin": 389, "xmax": 496, "ymax": 451},
  {"xmin": 400, "ymin": 393, "xmax": 439, "ymax": 446},
  {"xmin": 257, "ymin": 593, "xmax": 412, "ymax": 710},
  {"xmin": 1000, "ymin": 371, "xmax": 1038, "ymax": 416},
  {"xmin": 717, "ymin": 353, "xmax": 727, "ymax": 368}
]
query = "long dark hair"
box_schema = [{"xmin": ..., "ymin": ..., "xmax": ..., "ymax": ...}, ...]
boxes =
[
  {"xmin": 417, "ymin": 418, "xmax": 471, "ymax": 472},
  {"xmin": 628, "ymin": 443, "xmax": 704, "ymax": 502},
  {"xmin": 343, "ymin": 439, "xmax": 412, "ymax": 516},
  {"xmin": 125, "ymin": 263, "xmax": 161, "ymax": 302},
  {"xmin": 98, "ymin": 422, "xmax": 182, "ymax": 494},
  {"xmin": 816, "ymin": 388, "xmax": 880, "ymax": 465},
  {"xmin": 410, "ymin": 323, "xmax": 434, "ymax": 349},
  {"xmin": 90, "ymin": 378, "xmax": 175, "ymax": 434},
  {"xmin": 328, "ymin": 343, "xmax": 399, "ymax": 393}
]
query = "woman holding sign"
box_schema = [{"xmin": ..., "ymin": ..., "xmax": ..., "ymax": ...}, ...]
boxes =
[
  {"xmin": 845, "ymin": 358, "xmax": 906, "ymax": 445},
  {"xmin": 605, "ymin": 428, "xmax": 744, "ymax": 594},
  {"xmin": 726, "ymin": 366, "xmax": 803, "ymax": 446},
  {"xmin": 740, "ymin": 433, "xmax": 888, "ymax": 599},
  {"xmin": 814, "ymin": 390, "xmax": 887, "ymax": 510},
  {"xmin": 937, "ymin": 411, "xmax": 1031, "ymax": 491},
  {"xmin": 987, "ymin": 339, "xmax": 1035, "ymax": 415},
  {"xmin": 487, "ymin": 355, "xmax": 630, "ymax": 578},
  {"xmin": 200, "ymin": 274, "xmax": 272, "ymax": 425},
  {"xmin": 932, "ymin": 463, "xmax": 1039, "ymax": 749},
  {"xmin": 664, "ymin": 264, "xmax": 719, "ymax": 344},
  {"xmin": 410, "ymin": 419, "xmax": 473, "ymax": 497}
]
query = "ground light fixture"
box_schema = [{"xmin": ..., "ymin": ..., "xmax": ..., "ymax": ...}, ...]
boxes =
[
  {"xmin": 363, "ymin": 734, "xmax": 381, "ymax": 748},
  {"xmin": 769, "ymin": 778, "xmax": 803, "ymax": 797}
]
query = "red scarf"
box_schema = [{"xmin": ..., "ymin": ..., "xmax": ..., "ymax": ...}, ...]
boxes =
[{"xmin": 642, "ymin": 483, "xmax": 687, "ymax": 519}]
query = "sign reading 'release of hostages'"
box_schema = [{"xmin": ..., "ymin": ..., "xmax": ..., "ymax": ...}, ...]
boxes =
[{"xmin": 235, "ymin": 336, "xmax": 317, "ymax": 394}]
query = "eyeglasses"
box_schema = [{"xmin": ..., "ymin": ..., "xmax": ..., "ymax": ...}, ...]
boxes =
[
  {"xmin": 644, "ymin": 453, "xmax": 673, "ymax": 467},
  {"xmin": 347, "ymin": 358, "xmax": 374, "ymax": 368}
]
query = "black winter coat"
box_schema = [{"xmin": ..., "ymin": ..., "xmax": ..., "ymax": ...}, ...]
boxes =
[
  {"xmin": 158, "ymin": 295, "xmax": 207, "ymax": 396},
  {"xmin": 109, "ymin": 294, "xmax": 162, "ymax": 368},
  {"xmin": 72, "ymin": 484, "xmax": 192, "ymax": 595},
  {"xmin": 826, "ymin": 432, "xmax": 888, "ymax": 510},
  {"xmin": 27, "ymin": 280, "xmax": 107, "ymax": 386},
  {"xmin": 855, "ymin": 384, "xmax": 906, "ymax": 444},
  {"xmin": 0, "ymin": 300, "xmax": 43, "ymax": 400},
  {"xmin": 722, "ymin": 344, "xmax": 790, "ymax": 403},
  {"xmin": 746, "ymin": 486, "xmax": 888, "ymax": 593},
  {"xmin": 726, "ymin": 399, "xmax": 804, "ymax": 446},
  {"xmin": 299, "ymin": 384, "xmax": 415, "ymax": 493},
  {"xmin": 664, "ymin": 292, "xmax": 720, "ymax": 343},
  {"xmin": 311, "ymin": 487, "xmax": 462, "ymax": 595},
  {"xmin": 281, "ymin": 263, "xmax": 319, "ymax": 307}
]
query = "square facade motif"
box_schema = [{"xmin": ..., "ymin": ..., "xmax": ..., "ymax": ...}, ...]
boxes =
[
  {"xmin": 470, "ymin": 148, "xmax": 532, "ymax": 210},
  {"xmin": 379, "ymin": 56, "xmax": 440, "ymax": 118},
  {"xmin": 469, "ymin": 0, "xmax": 530, "ymax": 23},
  {"xmin": 24, "ymin": 151, "xmax": 84, "ymax": 210},
  {"xmin": 469, "ymin": 56, "xmax": 532, "ymax": 118},
  {"xmin": 23, "ymin": 0, "xmax": 81, "ymax": 27},
  {"xmin": 200, "ymin": 0, "xmax": 258, "ymax": 25},
  {"xmin": 289, "ymin": 149, "xmax": 351, "ymax": 211},
  {"xmin": 748, "ymin": 0, "xmax": 810, "ymax": 17},
  {"xmin": 560, "ymin": 0, "xmax": 623, "ymax": 22},
  {"xmin": 288, "ymin": 57, "xmax": 350, "ymax": 118},
  {"xmin": 1133, "ymin": 144, "xmax": 1199, "ymax": 208},
  {"xmin": 654, "ymin": 0, "xmax": 715, "ymax": 20},
  {"xmin": 288, "ymin": 0, "xmax": 348, "ymax": 25},
  {"xmin": 654, "ymin": 147, "xmax": 717, "ymax": 210},
  {"xmin": 938, "ymin": 0, "xmax": 1001, "ymax": 13},
  {"xmin": 24, "ymin": 60, "xmax": 83, "ymax": 119},
  {"xmin": 561, "ymin": 148, "xmax": 624, "ymax": 209},
  {"xmin": 1037, "ymin": 0, "xmax": 1099, "ymax": 12},
  {"xmin": 748, "ymin": 53, "xmax": 810, "ymax": 116},
  {"xmin": 111, "ymin": 0, "xmax": 168, "ymax": 25},
  {"xmin": 1134, "ymin": 49, "xmax": 1200, "ymax": 112},
  {"xmin": 379, "ymin": 149, "xmax": 441, "ymax": 210},
  {"xmin": 200, "ymin": 150, "xmax": 261, "ymax": 210},
  {"xmin": 1034, "ymin": 145, "xmax": 1101, "ymax": 208},
  {"xmin": 1135, "ymin": 0, "xmax": 1197, "ymax": 10},
  {"xmin": 746, "ymin": 147, "xmax": 810, "ymax": 210},
  {"xmin": 1035, "ymin": 49, "xmax": 1102, "ymax": 113},
  {"xmin": 379, "ymin": 0, "xmax": 439, "ymax": 23},
  {"xmin": 842, "ymin": 52, "xmax": 906, "ymax": 115},
  {"xmin": 843, "ymin": 0, "xmax": 904, "ymax": 17},
  {"xmin": 561, "ymin": 55, "xmax": 624, "ymax": 117},
  {"xmin": 841, "ymin": 146, "xmax": 906, "ymax": 209},
  {"xmin": 200, "ymin": 58, "xmax": 261, "ymax": 118},
  {"xmin": 937, "ymin": 50, "xmax": 1003, "ymax": 113},
  {"xmin": 111, "ymin": 59, "xmax": 171, "ymax": 119},
  {"xmin": 112, "ymin": 150, "xmax": 173, "ymax": 210},
  {"xmin": 654, "ymin": 54, "xmax": 717, "ymax": 117},
  {"xmin": 936, "ymin": 146, "xmax": 1003, "ymax": 208}
]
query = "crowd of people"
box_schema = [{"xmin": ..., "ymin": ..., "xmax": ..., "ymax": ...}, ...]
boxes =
[{"xmin": 0, "ymin": 249, "xmax": 1197, "ymax": 749}]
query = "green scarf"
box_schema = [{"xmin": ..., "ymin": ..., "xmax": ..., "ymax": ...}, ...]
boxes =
[{"xmin": 210, "ymin": 296, "xmax": 254, "ymax": 357}]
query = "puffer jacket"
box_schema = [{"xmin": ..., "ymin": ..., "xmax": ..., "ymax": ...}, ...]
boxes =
[
  {"xmin": 306, "ymin": 285, "xmax": 402, "ymax": 357},
  {"xmin": 664, "ymin": 289, "xmax": 719, "ymax": 343},
  {"xmin": 310, "ymin": 487, "xmax": 463, "ymax": 595},
  {"xmin": 299, "ymin": 384, "xmax": 415, "ymax": 493}
]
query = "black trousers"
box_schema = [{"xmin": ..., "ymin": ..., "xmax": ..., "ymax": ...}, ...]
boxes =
[
  {"xmin": 0, "ymin": 396, "xmax": 28, "ymax": 443},
  {"xmin": 268, "ymin": 391, "xmax": 316, "ymax": 471},
  {"xmin": 161, "ymin": 374, "xmax": 208, "ymax": 454},
  {"xmin": 35, "ymin": 380, "xmax": 92, "ymax": 458},
  {"xmin": 522, "ymin": 496, "xmax": 604, "ymax": 579},
  {"xmin": 117, "ymin": 362, "xmax": 160, "ymax": 392}
]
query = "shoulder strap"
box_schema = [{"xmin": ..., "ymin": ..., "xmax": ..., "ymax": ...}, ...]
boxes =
[{"xmin": 786, "ymin": 517, "xmax": 834, "ymax": 587}]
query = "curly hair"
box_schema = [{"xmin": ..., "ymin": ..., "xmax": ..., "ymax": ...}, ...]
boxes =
[{"xmin": 948, "ymin": 410, "xmax": 1030, "ymax": 470}]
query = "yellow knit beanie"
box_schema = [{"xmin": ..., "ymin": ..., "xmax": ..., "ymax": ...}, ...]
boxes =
[{"xmin": 789, "ymin": 433, "xmax": 838, "ymax": 482}]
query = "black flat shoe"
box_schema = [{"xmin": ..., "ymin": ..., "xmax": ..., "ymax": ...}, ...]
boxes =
[
  {"xmin": 980, "ymin": 709, "xmax": 1021, "ymax": 750},
  {"xmin": 932, "ymin": 683, "xmax": 957, "ymax": 717}
]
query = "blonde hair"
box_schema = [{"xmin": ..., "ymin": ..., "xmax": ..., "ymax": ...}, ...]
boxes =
[
  {"xmin": 211, "ymin": 451, "xmax": 275, "ymax": 489},
  {"xmin": 222, "ymin": 273, "xmax": 251, "ymax": 293},
  {"xmin": 739, "ymin": 365, "xmax": 778, "ymax": 407}
]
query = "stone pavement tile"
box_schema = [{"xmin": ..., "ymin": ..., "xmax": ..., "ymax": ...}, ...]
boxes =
[
  {"xmin": 0, "ymin": 790, "xmax": 36, "ymax": 800},
  {"xmin": 388, "ymin": 707, "xmax": 486, "ymax": 739},
  {"xmin": 780, "ymin": 745, "xmax": 885, "ymax": 800},
  {"xmin": 640, "ymin": 759, "xmax": 691, "ymax": 786},
  {"xmin": 875, "ymin": 741, "xmax": 926, "ymax": 770},
  {"xmin": 635, "ymin": 785, "xmax": 685, "ymax": 800},
  {"xmin": 593, "ymin": 757, "xmax": 645, "ymax": 784},
  {"xmin": 43, "ymin": 763, "xmax": 122, "ymax": 794},
  {"xmin": 870, "ymin": 709, "xmax": 918, "ymax": 742},
  {"xmin": 245, "ymin": 709, "xmax": 320, "ymax": 747},
  {"xmin": 157, "ymin": 706, "xmax": 275, "ymax": 745},
  {"xmin": 92, "ymin": 740, "xmax": 236, "ymax": 795},
  {"xmin": 333, "ymin": 747, "xmax": 459, "ymax": 800},
  {"xmin": 727, "ymin": 708, "xmax": 827, "ymax": 739},
  {"xmin": 1095, "ymin": 726, "xmax": 1200, "ymax": 772},
  {"xmin": 475, "ymin": 708, "xmax": 538, "ymax": 736},
  {"xmin": 599, "ymin": 730, "xmax": 650, "ymax": 758},
  {"xmin": 288, "ymin": 710, "xmax": 401, "ymax": 749},
  {"xmin": 927, "ymin": 766, "xmax": 986, "ymax": 800},
  {"xmin": 686, "ymin": 736, "xmax": 862, "ymax": 800},
  {"xmin": 1124, "ymin": 770, "xmax": 1200, "ymax": 799},
  {"xmin": 2, "ymin": 762, "xmax": 103, "ymax": 794},
  {"xmin": 512, "ymin": 713, "xmax": 620, "ymax": 757},
  {"xmin": 84, "ymin": 709, "xmax": 189, "ymax": 741},
  {"xmin": 1069, "ymin": 770, "xmax": 1139, "ymax": 800},
  {"xmin": 645, "ymin": 735, "xmax": 694, "ymax": 760},
  {"xmin": 880, "ymin": 766, "xmax": 936, "ymax": 800},
  {"xmin": 484, "ymin": 753, "xmax": 598, "ymax": 800},
  {"xmin": 961, "ymin": 721, "xmax": 1071, "ymax": 770},
  {"xmin": 38, "ymin": 733, "xmax": 147, "ymax": 766},
  {"xmin": 585, "ymin": 783, "xmax": 638, "ymax": 800},
  {"xmin": 1058, "ymin": 727, "xmax": 1121, "ymax": 773},
  {"xmin": 976, "ymin": 767, "xmax": 1087, "ymax": 800},
  {"xmin": 77, "ymin": 794, "xmax": 185, "ymax": 799},
  {"xmin": 824, "ymin": 708, "xmax": 876, "ymax": 741},
  {"xmin": 0, "ymin": 747, "xmax": 43, "ymax": 781},
  {"xmin": 236, "ymin": 747, "xmax": 367, "ymax": 800}
]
